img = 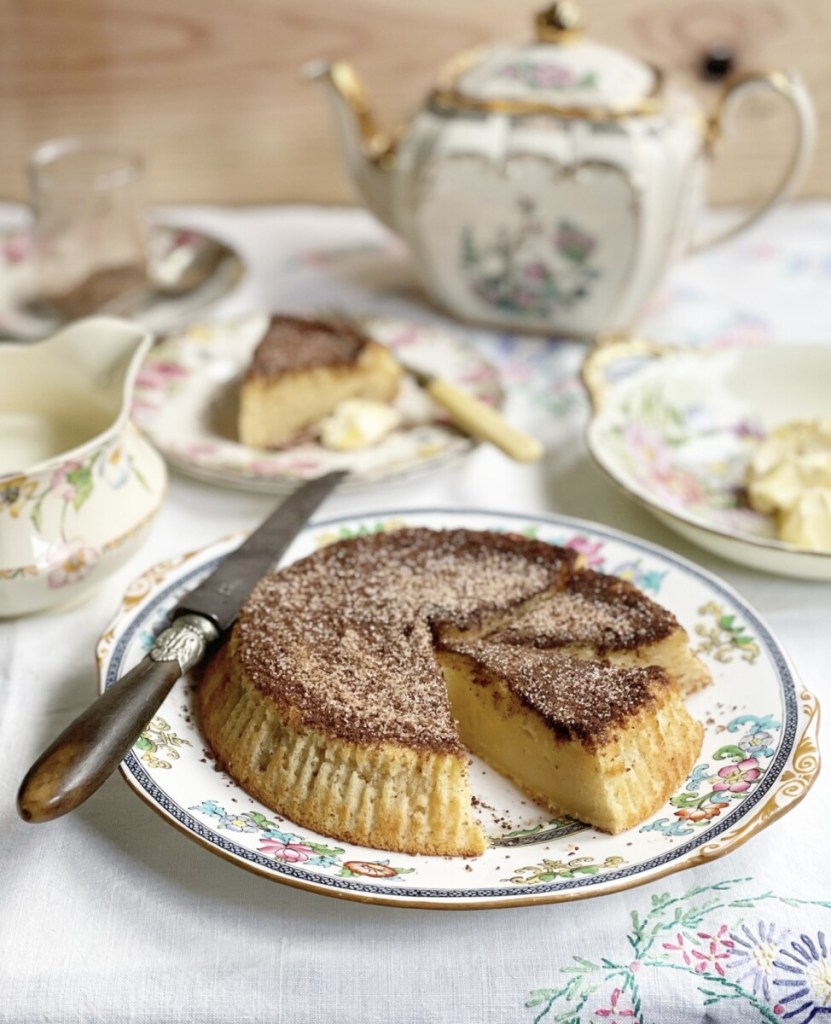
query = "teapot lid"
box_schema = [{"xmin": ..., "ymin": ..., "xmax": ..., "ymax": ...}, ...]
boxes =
[{"xmin": 431, "ymin": 1, "xmax": 663, "ymax": 119}]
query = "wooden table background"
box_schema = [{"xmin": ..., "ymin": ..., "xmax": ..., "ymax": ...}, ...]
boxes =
[{"xmin": 1, "ymin": 0, "xmax": 829, "ymax": 207}]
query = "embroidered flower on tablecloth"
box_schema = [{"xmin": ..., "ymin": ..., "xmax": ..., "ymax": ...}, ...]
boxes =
[
  {"xmin": 662, "ymin": 929, "xmax": 735, "ymax": 976},
  {"xmin": 772, "ymin": 932, "xmax": 831, "ymax": 1022},
  {"xmin": 691, "ymin": 924, "xmax": 735, "ymax": 977},
  {"xmin": 727, "ymin": 921, "xmax": 791, "ymax": 1004},
  {"xmin": 526, "ymin": 880, "xmax": 831, "ymax": 1023},
  {"xmin": 593, "ymin": 987, "xmax": 634, "ymax": 1019}
]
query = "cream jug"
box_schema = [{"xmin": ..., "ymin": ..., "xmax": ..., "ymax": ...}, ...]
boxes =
[{"xmin": 0, "ymin": 317, "xmax": 167, "ymax": 616}]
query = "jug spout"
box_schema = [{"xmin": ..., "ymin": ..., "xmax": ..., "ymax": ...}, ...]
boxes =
[{"xmin": 304, "ymin": 60, "xmax": 398, "ymax": 230}]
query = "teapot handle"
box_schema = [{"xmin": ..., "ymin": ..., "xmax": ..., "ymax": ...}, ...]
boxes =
[{"xmin": 690, "ymin": 69, "xmax": 816, "ymax": 254}]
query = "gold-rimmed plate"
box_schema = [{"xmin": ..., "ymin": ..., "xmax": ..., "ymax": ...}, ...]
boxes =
[{"xmin": 96, "ymin": 508, "xmax": 819, "ymax": 909}]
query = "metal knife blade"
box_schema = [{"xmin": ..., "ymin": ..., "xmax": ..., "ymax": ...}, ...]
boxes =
[
  {"xmin": 174, "ymin": 468, "xmax": 347, "ymax": 632},
  {"xmin": 16, "ymin": 469, "xmax": 346, "ymax": 824}
]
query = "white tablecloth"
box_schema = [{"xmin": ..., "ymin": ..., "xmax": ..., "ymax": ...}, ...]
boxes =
[{"xmin": 1, "ymin": 201, "xmax": 831, "ymax": 1024}]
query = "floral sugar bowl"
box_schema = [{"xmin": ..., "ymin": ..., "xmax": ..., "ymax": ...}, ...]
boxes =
[
  {"xmin": 0, "ymin": 318, "xmax": 167, "ymax": 616},
  {"xmin": 310, "ymin": 1, "xmax": 814, "ymax": 337}
]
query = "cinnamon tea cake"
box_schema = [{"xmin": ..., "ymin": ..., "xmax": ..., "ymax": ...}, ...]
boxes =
[
  {"xmin": 237, "ymin": 315, "xmax": 402, "ymax": 448},
  {"xmin": 197, "ymin": 528, "xmax": 708, "ymax": 856}
]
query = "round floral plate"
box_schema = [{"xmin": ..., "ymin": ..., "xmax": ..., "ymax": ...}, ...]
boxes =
[
  {"xmin": 97, "ymin": 508, "xmax": 819, "ymax": 909},
  {"xmin": 131, "ymin": 314, "xmax": 503, "ymax": 493},
  {"xmin": 583, "ymin": 339, "xmax": 831, "ymax": 580},
  {"xmin": 0, "ymin": 221, "xmax": 244, "ymax": 341}
]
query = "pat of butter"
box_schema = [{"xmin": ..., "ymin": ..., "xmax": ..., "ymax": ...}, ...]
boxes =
[
  {"xmin": 319, "ymin": 399, "xmax": 402, "ymax": 451},
  {"xmin": 747, "ymin": 418, "xmax": 831, "ymax": 550},
  {"xmin": 779, "ymin": 489, "xmax": 831, "ymax": 549}
]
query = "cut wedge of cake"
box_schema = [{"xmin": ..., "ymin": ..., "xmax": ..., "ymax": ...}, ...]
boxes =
[
  {"xmin": 441, "ymin": 568, "xmax": 712, "ymax": 697},
  {"xmin": 437, "ymin": 642, "xmax": 703, "ymax": 834}
]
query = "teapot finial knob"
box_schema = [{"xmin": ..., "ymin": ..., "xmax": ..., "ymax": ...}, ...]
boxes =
[{"xmin": 535, "ymin": 1, "xmax": 585, "ymax": 43}]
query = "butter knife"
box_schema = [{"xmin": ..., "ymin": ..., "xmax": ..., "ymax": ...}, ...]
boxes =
[
  {"xmin": 17, "ymin": 469, "xmax": 347, "ymax": 824},
  {"xmin": 400, "ymin": 360, "xmax": 543, "ymax": 464}
]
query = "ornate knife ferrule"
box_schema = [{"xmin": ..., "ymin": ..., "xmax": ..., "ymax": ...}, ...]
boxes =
[{"xmin": 149, "ymin": 614, "xmax": 220, "ymax": 672}]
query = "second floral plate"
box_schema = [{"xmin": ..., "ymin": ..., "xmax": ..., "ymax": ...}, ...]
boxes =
[
  {"xmin": 583, "ymin": 339, "xmax": 831, "ymax": 580},
  {"xmin": 97, "ymin": 509, "xmax": 819, "ymax": 909},
  {"xmin": 132, "ymin": 313, "xmax": 503, "ymax": 493}
]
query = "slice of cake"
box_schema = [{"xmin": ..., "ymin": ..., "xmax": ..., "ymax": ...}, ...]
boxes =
[
  {"xmin": 437, "ymin": 642, "xmax": 703, "ymax": 834},
  {"xmin": 445, "ymin": 568, "xmax": 711, "ymax": 697},
  {"xmin": 237, "ymin": 315, "xmax": 402, "ymax": 449},
  {"xmin": 197, "ymin": 528, "xmax": 708, "ymax": 856},
  {"xmin": 200, "ymin": 619, "xmax": 489, "ymax": 856}
]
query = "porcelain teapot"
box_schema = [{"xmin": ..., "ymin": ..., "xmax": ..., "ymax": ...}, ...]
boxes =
[
  {"xmin": 308, "ymin": 2, "xmax": 815, "ymax": 337},
  {"xmin": 0, "ymin": 317, "xmax": 167, "ymax": 616}
]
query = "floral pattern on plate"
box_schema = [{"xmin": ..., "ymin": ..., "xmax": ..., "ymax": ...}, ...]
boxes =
[
  {"xmin": 96, "ymin": 509, "xmax": 819, "ymax": 909},
  {"xmin": 131, "ymin": 314, "xmax": 504, "ymax": 493},
  {"xmin": 585, "ymin": 341, "xmax": 831, "ymax": 579}
]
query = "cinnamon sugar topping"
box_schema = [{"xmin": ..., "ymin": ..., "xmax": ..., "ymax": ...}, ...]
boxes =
[
  {"xmin": 446, "ymin": 641, "xmax": 668, "ymax": 748},
  {"xmin": 247, "ymin": 315, "xmax": 368, "ymax": 377},
  {"xmin": 235, "ymin": 528, "xmax": 578, "ymax": 749},
  {"xmin": 485, "ymin": 568, "xmax": 677, "ymax": 653}
]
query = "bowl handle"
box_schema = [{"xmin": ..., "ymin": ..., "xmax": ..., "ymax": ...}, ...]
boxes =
[
  {"xmin": 691, "ymin": 69, "xmax": 816, "ymax": 254},
  {"xmin": 581, "ymin": 335, "xmax": 673, "ymax": 411}
]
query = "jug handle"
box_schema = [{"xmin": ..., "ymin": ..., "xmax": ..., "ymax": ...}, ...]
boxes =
[{"xmin": 690, "ymin": 69, "xmax": 816, "ymax": 254}]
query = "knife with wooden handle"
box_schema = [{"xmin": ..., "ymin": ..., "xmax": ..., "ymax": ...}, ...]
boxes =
[
  {"xmin": 17, "ymin": 469, "xmax": 347, "ymax": 824},
  {"xmin": 402, "ymin": 361, "xmax": 543, "ymax": 463}
]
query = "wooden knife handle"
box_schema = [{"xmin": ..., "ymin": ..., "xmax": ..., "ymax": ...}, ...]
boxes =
[
  {"xmin": 426, "ymin": 378, "xmax": 543, "ymax": 463},
  {"xmin": 17, "ymin": 655, "xmax": 182, "ymax": 823}
]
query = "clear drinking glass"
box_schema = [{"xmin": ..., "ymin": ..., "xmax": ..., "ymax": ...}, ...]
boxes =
[{"xmin": 27, "ymin": 137, "xmax": 149, "ymax": 318}]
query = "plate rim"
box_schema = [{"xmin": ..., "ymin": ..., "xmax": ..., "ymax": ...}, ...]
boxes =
[{"xmin": 99, "ymin": 507, "xmax": 821, "ymax": 909}]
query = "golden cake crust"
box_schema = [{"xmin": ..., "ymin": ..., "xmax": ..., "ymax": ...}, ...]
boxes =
[{"xmin": 200, "ymin": 643, "xmax": 486, "ymax": 856}]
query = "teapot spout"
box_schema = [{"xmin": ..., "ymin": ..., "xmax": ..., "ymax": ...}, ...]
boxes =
[{"xmin": 304, "ymin": 60, "xmax": 398, "ymax": 230}]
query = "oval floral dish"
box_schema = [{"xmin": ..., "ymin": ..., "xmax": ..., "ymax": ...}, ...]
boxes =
[
  {"xmin": 96, "ymin": 509, "xmax": 819, "ymax": 909},
  {"xmin": 131, "ymin": 314, "xmax": 504, "ymax": 493},
  {"xmin": 583, "ymin": 339, "xmax": 831, "ymax": 580}
]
